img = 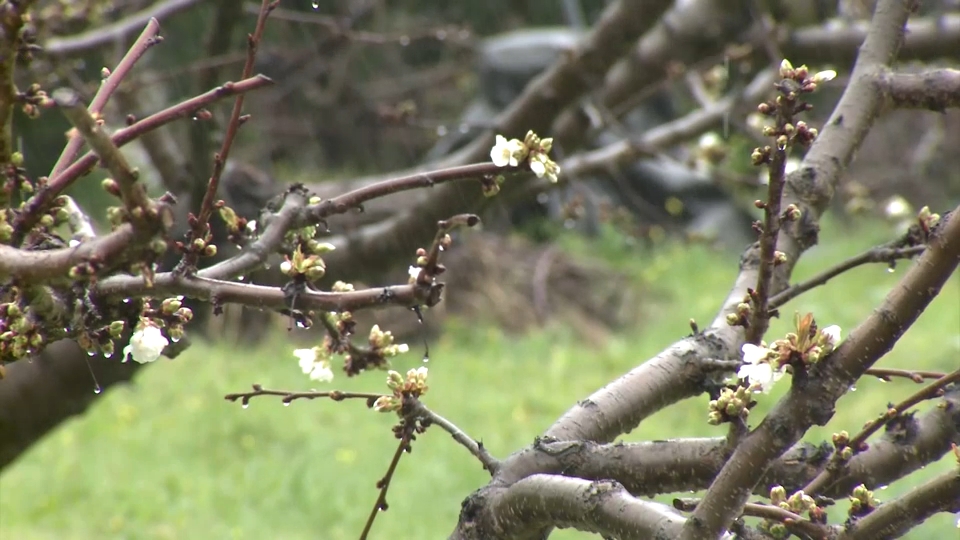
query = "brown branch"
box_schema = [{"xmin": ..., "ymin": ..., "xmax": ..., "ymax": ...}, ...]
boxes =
[
  {"xmin": 14, "ymin": 75, "xmax": 273, "ymax": 244},
  {"xmin": 359, "ymin": 426, "xmax": 413, "ymax": 540},
  {"xmin": 42, "ymin": 0, "xmax": 201, "ymax": 57},
  {"xmin": 781, "ymin": 14, "xmax": 960, "ymax": 67},
  {"xmin": 224, "ymin": 384, "xmax": 383, "ymax": 407},
  {"xmin": 835, "ymin": 468, "xmax": 960, "ymax": 540},
  {"xmin": 802, "ymin": 369, "xmax": 960, "ymax": 496},
  {"xmin": 0, "ymin": 205, "xmax": 174, "ymax": 283},
  {"xmin": 48, "ymin": 18, "xmax": 161, "ymax": 179},
  {"xmin": 877, "ymin": 68, "xmax": 960, "ymax": 111},
  {"xmin": 863, "ymin": 368, "xmax": 946, "ymax": 383},
  {"xmin": 0, "ymin": 0, "xmax": 35, "ymax": 164},
  {"xmin": 678, "ymin": 2, "xmax": 928, "ymax": 537},
  {"xmin": 454, "ymin": 474, "xmax": 685, "ymax": 540},
  {"xmin": 52, "ymin": 88, "xmax": 153, "ymax": 216},
  {"xmin": 770, "ymin": 243, "xmax": 926, "ymax": 310},
  {"xmin": 408, "ymin": 400, "xmax": 500, "ymax": 475},
  {"xmin": 184, "ymin": 0, "xmax": 277, "ymax": 268}
]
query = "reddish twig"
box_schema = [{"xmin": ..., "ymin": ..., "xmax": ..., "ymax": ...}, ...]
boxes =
[
  {"xmin": 863, "ymin": 368, "xmax": 946, "ymax": 383},
  {"xmin": 13, "ymin": 75, "xmax": 272, "ymax": 244},
  {"xmin": 48, "ymin": 18, "xmax": 162, "ymax": 179},
  {"xmin": 181, "ymin": 0, "xmax": 277, "ymax": 269}
]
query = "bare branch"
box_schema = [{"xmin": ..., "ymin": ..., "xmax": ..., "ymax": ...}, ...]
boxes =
[
  {"xmin": 455, "ymin": 474, "xmax": 686, "ymax": 540},
  {"xmin": 42, "ymin": 0, "xmax": 201, "ymax": 57},
  {"xmin": 802, "ymin": 370, "xmax": 960, "ymax": 496},
  {"xmin": 836, "ymin": 468, "xmax": 960, "ymax": 540},
  {"xmin": 52, "ymin": 88, "xmax": 153, "ymax": 216},
  {"xmin": 224, "ymin": 384, "xmax": 383, "ymax": 407},
  {"xmin": 409, "ymin": 400, "xmax": 500, "ymax": 475},
  {"xmin": 679, "ymin": 2, "xmax": 934, "ymax": 536},
  {"xmin": 14, "ymin": 75, "xmax": 273, "ymax": 243},
  {"xmin": 877, "ymin": 68, "xmax": 960, "ymax": 111},
  {"xmin": 48, "ymin": 18, "xmax": 162, "ymax": 179}
]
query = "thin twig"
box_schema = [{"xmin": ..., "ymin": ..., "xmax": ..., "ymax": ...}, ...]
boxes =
[
  {"xmin": 223, "ymin": 384, "xmax": 384, "ymax": 407},
  {"xmin": 359, "ymin": 426, "xmax": 413, "ymax": 540},
  {"xmin": 43, "ymin": 0, "xmax": 200, "ymax": 57},
  {"xmin": 802, "ymin": 369, "xmax": 960, "ymax": 497},
  {"xmin": 183, "ymin": 0, "xmax": 277, "ymax": 269},
  {"xmin": 863, "ymin": 368, "xmax": 946, "ymax": 383},
  {"xmin": 52, "ymin": 88, "xmax": 153, "ymax": 217},
  {"xmin": 49, "ymin": 19, "xmax": 162, "ymax": 178},
  {"xmin": 14, "ymin": 75, "xmax": 273, "ymax": 244},
  {"xmin": 770, "ymin": 244, "xmax": 926, "ymax": 310},
  {"xmin": 411, "ymin": 400, "xmax": 500, "ymax": 474},
  {"xmin": 673, "ymin": 498, "xmax": 834, "ymax": 539}
]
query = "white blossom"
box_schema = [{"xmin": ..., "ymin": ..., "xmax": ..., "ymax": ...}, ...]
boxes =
[
  {"xmin": 738, "ymin": 343, "xmax": 782, "ymax": 393},
  {"xmin": 820, "ymin": 325, "xmax": 842, "ymax": 349},
  {"xmin": 123, "ymin": 322, "xmax": 169, "ymax": 364},
  {"xmin": 490, "ymin": 135, "xmax": 524, "ymax": 167},
  {"xmin": 408, "ymin": 266, "xmax": 421, "ymax": 281},
  {"xmin": 294, "ymin": 348, "xmax": 334, "ymax": 383},
  {"xmin": 812, "ymin": 70, "xmax": 837, "ymax": 84}
]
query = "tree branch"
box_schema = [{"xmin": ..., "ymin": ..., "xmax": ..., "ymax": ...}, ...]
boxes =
[{"xmin": 877, "ymin": 68, "xmax": 960, "ymax": 111}]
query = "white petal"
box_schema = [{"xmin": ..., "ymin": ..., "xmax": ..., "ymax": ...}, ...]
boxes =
[
  {"xmin": 408, "ymin": 266, "xmax": 421, "ymax": 280},
  {"xmin": 529, "ymin": 158, "xmax": 546, "ymax": 177},
  {"xmin": 310, "ymin": 363, "xmax": 334, "ymax": 383},
  {"xmin": 741, "ymin": 343, "xmax": 769, "ymax": 365},
  {"xmin": 820, "ymin": 325, "xmax": 842, "ymax": 348},
  {"xmin": 294, "ymin": 348, "xmax": 316, "ymax": 374}
]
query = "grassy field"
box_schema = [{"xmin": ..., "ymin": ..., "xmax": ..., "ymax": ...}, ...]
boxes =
[{"xmin": 1, "ymin": 218, "xmax": 957, "ymax": 540}]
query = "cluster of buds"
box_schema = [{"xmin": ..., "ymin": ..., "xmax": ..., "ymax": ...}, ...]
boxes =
[
  {"xmin": 114, "ymin": 297, "xmax": 192, "ymax": 363},
  {"xmin": 280, "ymin": 245, "xmax": 331, "ymax": 281},
  {"xmin": 707, "ymin": 386, "xmax": 753, "ymax": 425},
  {"xmin": 216, "ymin": 200, "xmax": 252, "ymax": 244},
  {"xmin": 490, "ymin": 130, "xmax": 561, "ymax": 183},
  {"xmin": 2, "ymin": 152, "xmax": 33, "ymax": 207},
  {"xmin": 831, "ymin": 430, "xmax": 867, "ymax": 461},
  {"xmin": 0, "ymin": 300, "xmax": 43, "ymax": 364},
  {"xmin": 372, "ymin": 366, "xmax": 429, "ymax": 414},
  {"xmin": 158, "ymin": 296, "xmax": 193, "ymax": 343},
  {"xmin": 76, "ymin": 319, "xmax": 127, "ymax": 359},
  {"xmin": 848, "ymin": 484, "xmax": 879, "ymax": 518},
  {"xmin": 917, "ymin": 206, "xmax": 941, "ymax": 238},
  {"xmin": 0, "ymin": 209, "xmax": 13, "ymax": 243},
  {"xmin": 730, "ymin": 313, "xmax": 841, "ymax": 394},
  {"xmin": 18, "ymin": 83, "xmax": 54, "ymax": 118},
  {"xmin": 369, "ymin": 324, "xmax": 410, "ymax": 358},
  {"xmin": 751, "ymin": 60, "xmax": 836, "ymax": 165},
  {"xmin": 761, "ymin": 486, "xmax": 825, "ymax": 537}
]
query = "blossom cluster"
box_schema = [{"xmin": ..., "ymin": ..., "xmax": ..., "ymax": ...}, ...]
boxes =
[
  {"xmin": 489, "ymin": 130, "xmax": 561, "ymax": 183},
  {"xmin": 372, "ymin": 366, "xmax": 429, "ymax": 413},
  {"xmin": 736, "ymin": 313, "xmax": 841, "ymax": 394}
]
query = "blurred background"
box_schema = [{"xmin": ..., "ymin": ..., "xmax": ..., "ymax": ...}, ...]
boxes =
[{"xmin": 1, "ymin": 0, "xmax": 959, "ymax": 538}]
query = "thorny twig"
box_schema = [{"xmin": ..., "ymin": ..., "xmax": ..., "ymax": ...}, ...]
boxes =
[{"xmin": 408, "ymin": 400, "xmax": 500, "ymax": 474}]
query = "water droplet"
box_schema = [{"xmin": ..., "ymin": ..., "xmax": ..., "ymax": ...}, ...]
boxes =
[
  {"xmin": 171, "ymin": 336, "xmax": 181, "ymax": 343},
  {"xmin": 191, "ymin": 116, "xmax": 198, "ymax": 121},
  {"xmin": 422, "ymin": 355, "xmax": 429, "ymax": 363},
  {"xmin": 242, "ymin": 402, "xmax": 250, "ymax": 409},
  {"xmin": 399, "ymin": 35, "xmax": 410, "ymax": 46},
  {"xmin": 311, "ymin": 0, "xmax": 319, "ymax": 9},
  {"xmin": 439, "ymin": 245, "xmax": 445, "ymax": 252},
  {"xmin": 887, "ymin": 267, "xmax": 895, "ymax": 273},
  {"xmin": 238, "ymin": 275, "xmax": 245, "ymax": 281},
  {"xmin": 122, "ymin": 298, "xmax": 131, "ymax": 304},
  {"xmin": 87, "ymin": 350, "xmax": 97, "ymax": 357},
  {"xmin": 295, "ymin": 319, "xmax": 308, "ymax": 329},
  {"xmin": 849, "ymin": 385, "xmax": 857, "ymax": 392},
  {"xmin": 283, "ymin": 402, "xmax": 291, "ymax": 407},
  {"xmin": 436, "ymin": 125, "xmax": 448, "ymax": 137},
  {"xmin": 93, "ymin": 384, "xmax": 102, "ymax": 394}
]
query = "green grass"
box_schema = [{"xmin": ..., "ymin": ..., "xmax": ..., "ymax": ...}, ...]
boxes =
[{"xmin": 1, "ymin": 218, "xmax": 957, "ymax": 539}]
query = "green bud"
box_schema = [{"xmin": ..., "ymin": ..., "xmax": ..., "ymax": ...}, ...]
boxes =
[
  {"xmin": 109, "ymin": 320, "xmax": 126, "ymax": 339},
  {"xmin": 203, "ymin": 244, "xmax": 217, "ymax": 257},
  {"xmin": 39, "ymin": 214, "xmax": 55, "ymax": 228}
]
